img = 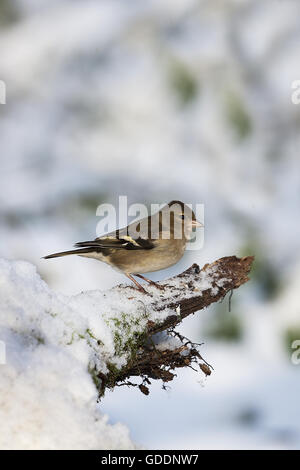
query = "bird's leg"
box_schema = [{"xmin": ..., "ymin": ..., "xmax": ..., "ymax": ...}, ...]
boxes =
[
  {"xmin": 125, "ymin": 274, "xmax": 147, "ymax": 294},
  {"xmin": 135, "ymin": 273, "xmax": 164, "ymax": 290}
]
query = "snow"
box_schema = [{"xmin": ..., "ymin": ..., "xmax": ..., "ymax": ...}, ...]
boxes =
[
  {"xmin": 152, "ymin": 332, "xmax": 182, "ymax": 352},
  {"xmin": 0, "ymin": 258, "xmax": 136, "ymax": 450}
]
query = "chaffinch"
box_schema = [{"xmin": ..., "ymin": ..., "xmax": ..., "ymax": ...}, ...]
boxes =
[{"xmin": 43, "ymin": 200, "xmax": 203, "ymax": 293}]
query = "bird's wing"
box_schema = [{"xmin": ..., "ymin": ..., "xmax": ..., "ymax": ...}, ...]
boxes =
[
  {"xmin": 75, "ymin": 229, "xmax": 155, "ymax": 251},
  {"xmin": 75, "ymin": 213, "xmax": 161, "ymax": 251}
]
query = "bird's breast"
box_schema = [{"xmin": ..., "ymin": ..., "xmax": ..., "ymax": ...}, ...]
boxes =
[{"xmin": 108, "ymin": 239, "xmax": 186, "ymax": 274}]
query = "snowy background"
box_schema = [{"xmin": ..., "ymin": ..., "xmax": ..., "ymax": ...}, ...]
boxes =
[{"xmin": 0, "ymin": 0, "xmax": 300, "ymax": 449}]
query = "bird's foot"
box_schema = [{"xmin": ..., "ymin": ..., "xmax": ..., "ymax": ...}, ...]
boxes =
[
  {"xmin": 136, "ymin": 285, "xmax": 148, "ymax": 294},
  {"xmin": 148, "ymin": 280, "xmax": 165, "ymax": 290},
  {"xmin": 134, "ymin": 274, "xmax": 164, "ymax": 290},
  {"xmin": 126, "ymin": 274, "xmax": 149, "ymax": 294}
]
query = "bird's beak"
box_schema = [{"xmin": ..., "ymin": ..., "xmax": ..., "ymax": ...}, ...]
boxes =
[{"xmin": 192, "ymin": 219, "xmax": 204, "ymax": 228}]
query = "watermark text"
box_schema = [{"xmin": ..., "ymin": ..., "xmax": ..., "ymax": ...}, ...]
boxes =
[
  {"xmin": 0, "ymin": 340, "xmax": 6, "ymax": 365},
  {"xmin": 0, "ymin": 80, "xmax": 6, "ymax": 104}
]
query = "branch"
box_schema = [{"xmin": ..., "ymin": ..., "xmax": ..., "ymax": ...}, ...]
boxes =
[{"xmin": 96, "ymin": 255, "xmax": 254, "ymax": 397}]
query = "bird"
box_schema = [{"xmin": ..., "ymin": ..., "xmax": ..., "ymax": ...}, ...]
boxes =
[{"xmin": 43, "ymin": 200, "xmax": 203, "ymax": 293}]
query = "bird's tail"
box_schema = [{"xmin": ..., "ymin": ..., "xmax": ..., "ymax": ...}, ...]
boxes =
[{"xmin": 43, "ymin": 247, "xmax": 96, "ymax": 259}]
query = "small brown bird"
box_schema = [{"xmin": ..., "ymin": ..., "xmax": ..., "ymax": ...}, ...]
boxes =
[{"xmin": 43, "ymin": 200, "xmax": 202, "ymax": 293}]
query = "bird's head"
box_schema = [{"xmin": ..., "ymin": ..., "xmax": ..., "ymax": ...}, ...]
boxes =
[{"xmin": 159, "ymin": 200, "xmax": 203, "ymax": 240}]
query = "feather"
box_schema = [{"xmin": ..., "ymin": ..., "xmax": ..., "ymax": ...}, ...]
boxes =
[
  {"xmin": 43, "ymin": 247, "xmax": 98, "ymax": 259},
  {"xmin": 74, "ymin": 236, "xmax": 154, "ymax": 251}
]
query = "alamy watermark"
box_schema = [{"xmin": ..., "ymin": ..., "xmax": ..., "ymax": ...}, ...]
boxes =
[
  {"xmin": 291, "ymin": 340, "xmax": 300, "ymax": 365},
  {"xmin": 291, "ymin": 80, "xmax": 300, "ymax": 104},
  {"xmin": 95, "ymin": 196, "xmax": 204, "ymax": 251},
  {"xmin": 0, "ymin": 340, "xmax": 6, "ymax": 365},
  {"xmin": 0, "ymin": 80, "xmax": 6, "ymax": 104}
]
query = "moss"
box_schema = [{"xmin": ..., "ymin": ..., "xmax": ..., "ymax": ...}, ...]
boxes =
[
  {"xmin": 113, "ymin": 331, "xmax": 123, "ymax": 356},
  {"xmin": 66, "ymin": 331, "xmax": 85, "ymax": 345},
  {"xmin": 100, "ymin": 362, "xmax": 123, "ymax": 389},
  {"xmin": 87, "ymin": 310, "xmax": 150, "ymax": 392},
  {"xmin": 88, "ymin": 364, "xmax": 103, "ymax": 389},
  {"xmin": 103, "ymin": 311, "xmax": 149, "ymax": 379},
  {"xmin": 106, "ymin": 362, "xmax": 120, "ymax": 377},
  {"xmin": 124, "ymin": 330, "xmax": 148, "ymax": 358},
  {"xmin": 111, "ymin": 316, "xmax": 147, "ymax": 357},
  {"xmin": 86, "ymin": 328, "xmax": 97, "ymax": 341},
  {"xmin": 102, "ymin": 329, "xmax": 149, "ymax": 390}
]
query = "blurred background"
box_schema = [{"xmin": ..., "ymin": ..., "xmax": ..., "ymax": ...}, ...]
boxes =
[{"xmin": 0, "ymin": 0, "xmax": 299, "ymax": 450}]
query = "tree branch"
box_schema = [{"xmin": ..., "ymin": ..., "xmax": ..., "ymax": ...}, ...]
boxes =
[{"xmin": 97, "ymin": 255, "xmax": 254, "ymax": 397}]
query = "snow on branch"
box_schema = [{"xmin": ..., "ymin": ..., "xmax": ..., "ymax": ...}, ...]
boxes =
[{"xmin": 96, "ymin": 255, "xmax": 254, "ymax": 396}]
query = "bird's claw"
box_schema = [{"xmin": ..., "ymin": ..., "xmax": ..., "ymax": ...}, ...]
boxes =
[{"xmin": 149, "ymin": 281, "xmax": 165, "ymax": 290}]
